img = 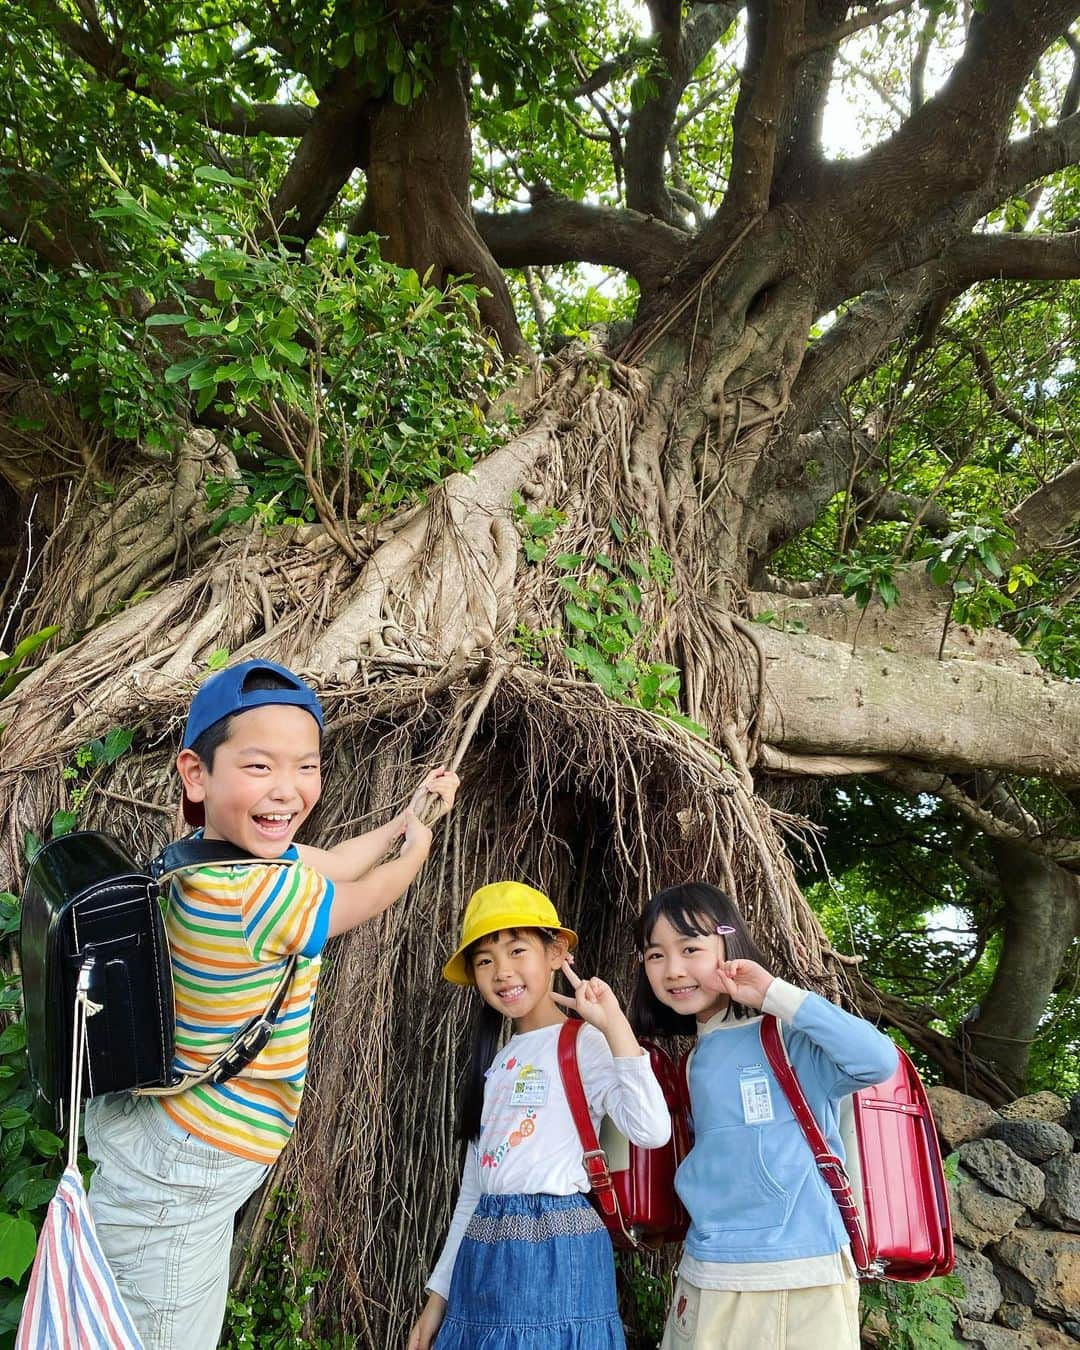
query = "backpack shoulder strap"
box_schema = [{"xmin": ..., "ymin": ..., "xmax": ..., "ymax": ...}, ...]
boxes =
[
  {"xmin": 151, "ymin": 838, "xmax": 296, "ymax": 882},
  {"xmin": 555, "ymin": 1020, "xmax": 622, "ymax": 1224},
  {"xmin": 137, "ymin": 954, "xmax": 297, "ymax": 1097},
  {"xmin": 139, "ymin": 838, "xmax": 300, "ymax": 1097},
  {"xmin": 759, "ymin": 1014, "xmax": 870, "ymax": 1272}
]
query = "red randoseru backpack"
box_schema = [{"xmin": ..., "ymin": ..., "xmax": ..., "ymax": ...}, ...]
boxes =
[
  {"xmin": 557, "ymin": 1018, "xmax": 691, "ymax": 1250},
  {"xmin": 760, "ymin": 1014, "xmax": 954, "ymax": 1282}
]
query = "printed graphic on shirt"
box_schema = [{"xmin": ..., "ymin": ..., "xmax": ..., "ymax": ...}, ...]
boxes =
[{"xmin": 478, "ymin": 1053, "xmax": 546, "ymax": 1169}]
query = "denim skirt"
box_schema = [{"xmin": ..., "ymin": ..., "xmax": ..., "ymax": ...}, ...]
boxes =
[{"xmin": 435, "ymin": 1192, "xmax": 626, "ymax": 1349}]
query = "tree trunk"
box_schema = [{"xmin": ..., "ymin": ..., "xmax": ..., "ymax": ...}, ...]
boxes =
[{"xmin": 966, "ymin": 840, "xmax": 1080, "ymax": 1090}]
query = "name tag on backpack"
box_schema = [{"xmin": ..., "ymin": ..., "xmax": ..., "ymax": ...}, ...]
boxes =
[{"xmin": 740, "ymin": 1066, "xmax": 774, "ymax": 1124}]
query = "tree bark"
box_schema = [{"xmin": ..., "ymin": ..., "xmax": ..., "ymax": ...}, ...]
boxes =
[
  {"xmin": 756, "ymin": 627, "xmax": 1080, "ymax": 785},
  {"xmin": 966, "ymin": 840, "xmax": 1080, "ymax": 1090}
]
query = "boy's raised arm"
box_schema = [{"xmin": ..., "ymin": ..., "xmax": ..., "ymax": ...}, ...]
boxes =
[
  {"xmin": 296, "ymin": 768, "xmax": 459, "ymax": 884},
  {"xmin": 324, "ymin": 810, "xmax": 435, "ymax": 936}
]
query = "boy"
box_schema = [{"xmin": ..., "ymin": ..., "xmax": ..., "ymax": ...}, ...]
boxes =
[{"xmin": 84, "ymin": 659, "xmax": 459, "ymax": 1350}]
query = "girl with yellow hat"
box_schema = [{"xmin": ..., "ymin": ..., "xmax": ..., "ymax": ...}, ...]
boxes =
[{"xmin": 407, "ymin": 882, "xmax": 670, "ymax": 1350}]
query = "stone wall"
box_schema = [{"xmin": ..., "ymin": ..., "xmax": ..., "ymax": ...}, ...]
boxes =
[{"xmin": 927, "ymin": 1086, "xmax": 1080, "ymax": 1348}]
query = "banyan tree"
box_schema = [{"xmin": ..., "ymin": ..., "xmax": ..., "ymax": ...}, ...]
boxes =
[{"xmin": 2, "ymin": 0, "xmax": 1080, "ymax": 1340}]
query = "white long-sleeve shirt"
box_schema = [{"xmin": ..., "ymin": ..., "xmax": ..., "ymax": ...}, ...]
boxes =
[{"xmin": 427, "ymin": 1021, "xmax": 671, "ymax": 1298}]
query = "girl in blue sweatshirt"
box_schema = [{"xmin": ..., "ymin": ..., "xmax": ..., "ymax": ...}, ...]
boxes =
[{"xmin": 630, "ymin": 882, "xmax": 897, "ymax": 1350}]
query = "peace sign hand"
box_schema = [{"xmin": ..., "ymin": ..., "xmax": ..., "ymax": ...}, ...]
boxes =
[
  {"xmin": 552, "ymin": 957, "xmax": 641, "ymax": 1057},
  {"xmin": 711, "ymin": 958, "xmax": 774, "ymax": 1010}
]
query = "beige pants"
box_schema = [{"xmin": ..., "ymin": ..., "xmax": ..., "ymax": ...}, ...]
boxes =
[
  {"xmin": 660, "ymin": 1275, "xmax": 861, "ymax": 1350},
  {"xmin": 86, "ymin": 1093, "xmax": 268, "ymax": 1350}
]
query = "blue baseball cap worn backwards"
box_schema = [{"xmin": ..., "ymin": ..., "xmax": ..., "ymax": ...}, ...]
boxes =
[{"xmin": 182, "ymin": 659, "xmax": 324, "ymax": 748}]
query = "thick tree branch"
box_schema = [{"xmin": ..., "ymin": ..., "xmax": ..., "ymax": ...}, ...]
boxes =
[
  {"xmin": 0, "ymin": 164, "xmax": 118, "ymax": 275},
  {"xmin": 770, "ymin": 0, "xmax": 849, "ymax": 202},
  {"xmin": 267, "ymin": 72, "xmax": 372, "ymax": 240},
  {"xmin": 814, "ymin": 1, "xmax": 1080, "ymax": 277},
  {"xmin": 850, "ymin": 978, "xmax": 1015, "ymax": 1104},
  {"xmin": 792, "ymin": 267, "xmax": 937, "ymax": 433},
  {"xmin": 909, "ymin": 6, "xmax": 937, "ymax": 112},
  {"xmin": 474, "ymin": 194, "xmax": 688, "ymax": 292},
  {"xmin": 758, "ymin": 626, "xmax": 1080, "ymax": 785},
  {"xmin": 967, "ymin": 837, "xmax": 1080, "ymax": 1089},
  {"xmin": 946, "ymin": 229, "xmax": 1080, "ymax": 284},
  {"xmin": 1006, "ymin": 458, "xmax": 1080, "ymax": 555},
  {"xmin": 995, "ymin": 109, "xmax": 1080, "ymax": 206},
  {"xmin": 798, "ymin": 0, "xmax": 916, "ymax": 57},
  {"xmin": 624, "ymin": 3, "xmax": 737, "ymax": 224},
  {"xmin": 851, "ymin": 481, "xmax": 949, "ymax": 534},
  {"xmin": 795, "ymin": 231, "xmax": 1080, "ymax": 440},
  {"xmin": 747, "ymin": 414, "xmax": 880, "ymax": 565},
  {"xmin": 715, "ymin": 0, "xmax": 805, "ymax": 232}
]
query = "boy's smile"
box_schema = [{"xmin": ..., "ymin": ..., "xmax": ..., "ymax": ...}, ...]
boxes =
[{"xmin": 178, "ymin": 704, "xmax": 322, "ymax": 858}]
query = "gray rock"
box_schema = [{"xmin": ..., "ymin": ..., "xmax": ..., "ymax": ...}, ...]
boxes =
[
  {"xmin": 1030, "ymin": 1320, "xmax": 1080, "ymax": 1349},
  {"xmin": 990, "ymin": 1120, "xmax": 1073, "ymax": 1164},
  {"xmin": 1063, "ymin": 1095, "xmax": 1080, "ymax": 1149},
  {"xmin": 1039, "ymin": 1154, "xmax": 1080, "ymax": 1233},
  {"xmin": 954, "ymin": 1170, "xmax": 1027, "ymax": 1249},
  {"xmin": 959, "ymin": 1138, "xmax": 1047, "ymax": 1209},
  {"xmin": 1061, "ymin": 1322, "xmax": 1080, "ymax": 1341},
  {"xmin": 958, "ymin": 1320, "xmax": 1029, "ymax": 1349},
  {"xmin": 999, "ymin": 1093, "xmax": 1069, "ymax": 1125},
  {"xmin": 930, "ymin": 1085, "xmax": 1001, "ymax": 1149},
  {"xmin": 955, "ymin": 1246, "xmax": 1003, "ymax": 1320},
  {"xmin": 997, "ymin": 1303, "xmax": 1032, "ymax": 1330},
  {"xmin": 994, "ymin": 1228, "xmax": 1080, "ymax": 1322}
]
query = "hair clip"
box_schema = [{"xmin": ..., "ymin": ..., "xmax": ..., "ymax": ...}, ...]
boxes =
[{"xmin": 715, "ymin": 924, "xmax": 736, "ymax": 936}]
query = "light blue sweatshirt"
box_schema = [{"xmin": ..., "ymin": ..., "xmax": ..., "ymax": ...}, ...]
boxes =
[{"xmin": 677, "ymin": 979, "xmax": 898, "ymax": 1266}]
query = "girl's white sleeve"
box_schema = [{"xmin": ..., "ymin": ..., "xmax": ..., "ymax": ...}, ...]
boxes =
[
  {"xmin": 577, "ymin": 1025, "xmax": 671, "ymax": 1148},
  {"xmin": 426, "ymin": 1148, "xmax": 481, "ymax": 1301}
]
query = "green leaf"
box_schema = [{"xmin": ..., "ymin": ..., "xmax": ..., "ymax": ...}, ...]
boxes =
[
  {"xmin": 49, "ymin": 810, "xmax": 77, "ymax": 838},
  {"xmin": 661, "ymin": 711, "xmax": 708, "ymax": 738},
  {"xmin": 207, "ymin": 648, "xmax": 229, "ymax": 670},
  {"xmin": 0, "ymin": 1213, "xmax": 37, "ymax": 1283},
  {"xmin": 0, "ymin": 1025, "xmax": 26, "ymax": 1056},
  {"xmin": 17, "ymin": 1176, "xmax": 57, "ymax": 1209},
  {"xmin": 392, "ymin": 71, "xmax": 413, "ymax": 105},
  {"xmin": 102, "ymin": 726, "xmax": 134, "ymax": 762},
  {"xmin": 565, "ymin": 644, "xmax": 617, "ymax": 695},
  {"xmin": 163, "ymin": 357, "xmax": 202, "ymax": 384},
  {"xmin": 193, "ymin": 165, "xmax": 252, "ymax": 188},
  {"xmin": 28, "ymin": 1128, "xmax": 62, "ymax": 1158},
  {"xmin": 144, "ymin": 313, "xmax": 189, "ymax": 327},
  {"xmin": 563, "ymin": 602, "xmax": 596, "ymax": 632},
  {"xmin": 0, "ymin": 625, "xmax": 60, "ymax": 676}
]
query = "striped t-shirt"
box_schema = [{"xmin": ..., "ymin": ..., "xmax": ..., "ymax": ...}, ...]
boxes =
[{"xmin": 157, "ymin": 846, "xmax": 334, "ymax": 1164}]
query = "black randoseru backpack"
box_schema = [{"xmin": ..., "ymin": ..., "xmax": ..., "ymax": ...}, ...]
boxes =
[{"xmin": 19, "ymin": 830, "xmax": 296, "ymax": 1131}]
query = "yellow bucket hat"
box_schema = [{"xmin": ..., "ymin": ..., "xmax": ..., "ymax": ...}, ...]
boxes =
[{"xmin": 442, "ymin": 881, "xmax": 578, "ymax": 986}]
